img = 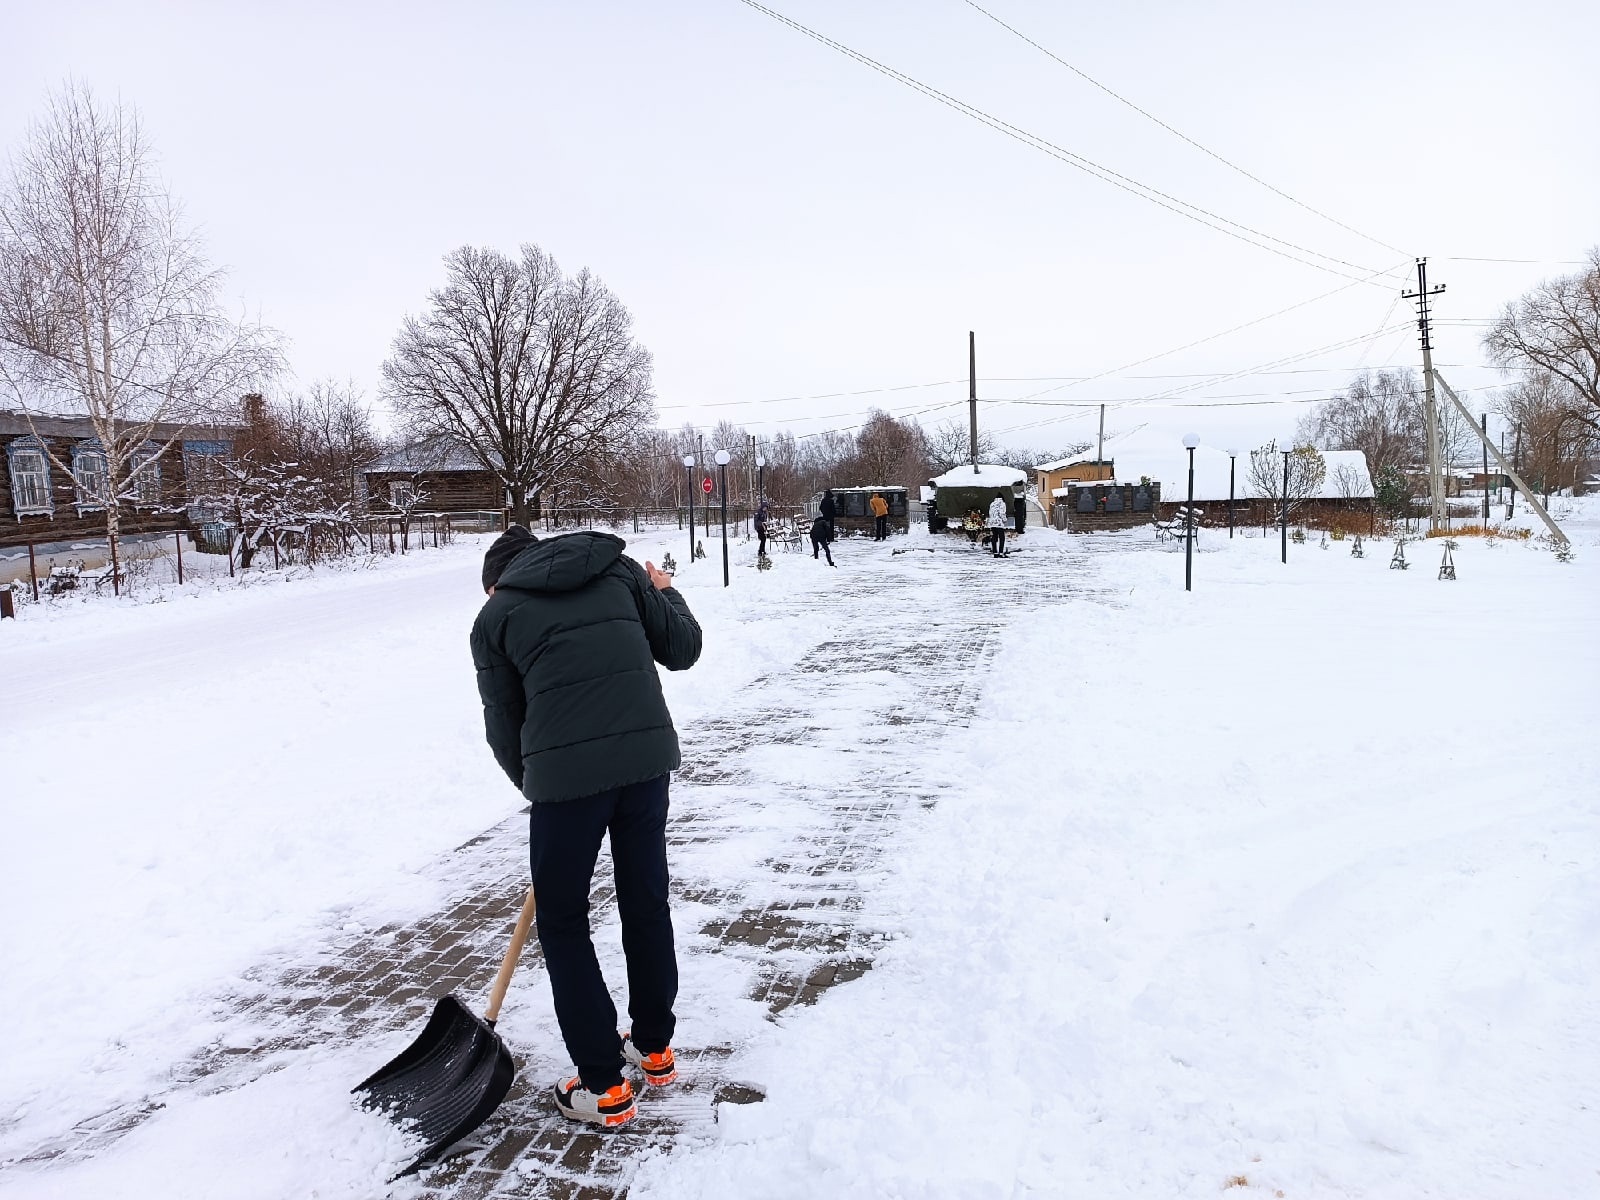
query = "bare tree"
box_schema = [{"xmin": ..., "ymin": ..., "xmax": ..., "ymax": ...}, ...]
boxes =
[
  {"xmin": 0, "ymin": 83, "xmax": 277, "ymax": 574},
  {"xmin": 925, "ymin": 418, "xmax": 997, "ymax": 473},
  {"xmin": 1296, "ymin": 369, "xmax": 1425, "ymax": 480},
  {"xmin": 1499, "ymin": 371, "xmax": 1597, "ymax": 497},
  {"xmin": 843, "ymin": 409, "xmax": 928, "ymax": 489},
  {"xmin": 1248, "ymin": 440, "xmax": 1326, "ymax": 521},
  {"xmin": 1484, "ymin": 248, "xmax": 1600, "ymax": 437},
  {"xmin": 382, "ymin": 244, "xmax": 654, "ymax": 526},
  {"xmin": 274, "ymin": 380, "xmax": 383, "ymax": 510}
]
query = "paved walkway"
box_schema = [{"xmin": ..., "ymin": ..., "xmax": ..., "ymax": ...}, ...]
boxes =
[{"xmin": 9, "ymin": 533, "xmax": 1128, "ymax": 1197}]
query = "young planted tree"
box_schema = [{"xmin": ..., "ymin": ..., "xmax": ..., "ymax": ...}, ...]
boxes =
[
  {"xmin": 1248, "ymin": 440, "xmax": 1326, "ymax": 523},
  {"xmin": 0, "ymin": 83, "xmax": 277, "ymax": 576},
  {"xmin": 382, "ymin": 244, "xmax": 655, "ymax": 526}
]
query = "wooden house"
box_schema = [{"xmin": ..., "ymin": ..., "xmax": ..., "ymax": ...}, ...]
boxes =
[
  {"xmin": 2, "ymin": 409, "xmax": 242, "ymax": 553},
  {"xmin": 361, "ymin": 444, "xmax": 514, "ymax": 520}
]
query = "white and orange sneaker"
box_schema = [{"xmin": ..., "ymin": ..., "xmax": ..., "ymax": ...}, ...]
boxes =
[
  {"xmin": 621, "ymin": 1033, "xmax": 678, "ymax": 1087},
  {"xmin": 553, "ymin": 1075, "xmax": 637, "ymax": 1128}
]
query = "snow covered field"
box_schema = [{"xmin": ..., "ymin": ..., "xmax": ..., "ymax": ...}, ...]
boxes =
[{"xmin": 2, "ymin": 508, "xmax": 1596, "ymax": 1198}]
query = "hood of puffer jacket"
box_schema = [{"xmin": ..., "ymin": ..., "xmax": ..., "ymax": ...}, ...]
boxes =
[{"xmin": 495, "ymin": 531, "xmax": 626, "ymax": 594}]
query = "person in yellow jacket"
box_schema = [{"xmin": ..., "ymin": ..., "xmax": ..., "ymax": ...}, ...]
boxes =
[{"xmin": 869, "ymin": 492, "xmax": 890, "ymax": 541}]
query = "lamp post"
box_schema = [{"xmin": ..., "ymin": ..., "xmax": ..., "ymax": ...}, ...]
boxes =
[
  {"xmin": 1225, "ymin": 448, "xmax": 1237, "ymax": 538},
  {"xmin": 715, "ymin": 449, "xmax": 732, "ymax": 587},
  {"xmin": 1280, "ymin": 448, "xmax": 1291, "ymax": 564},
  {"xmin": 1183, "ymin": 434, "xmax": 1199, "ymax": 592},
  {"xmin": 755, "ymin": 454, "xmax": 766, "ymax": 506},
  {"xmin": 683, "ymin": 454, "xmax": 696, "ymax": 565}
]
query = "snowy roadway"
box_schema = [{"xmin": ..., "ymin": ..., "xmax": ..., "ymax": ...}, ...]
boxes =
[{"xmin": 1, "ymin": 520, "xmax": 1596, "ymax": 1198}]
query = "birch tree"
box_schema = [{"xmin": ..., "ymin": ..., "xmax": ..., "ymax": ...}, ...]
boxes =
[
  {"xmin": 382, "ymin": 244, "xmax": 655, "ymax": 526},
  {"xmin": 0, "ymin": 83, "xmax": 277, "ymax": 573}
]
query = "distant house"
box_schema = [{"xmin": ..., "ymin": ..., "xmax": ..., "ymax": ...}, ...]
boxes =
[
  {"xmin": 1, "ymin": 409, "xmax": 244, "ymax": 553},
  {"xmin": 1034, "ymin": 454, "xmax": 1113, "ymax": 503},
  {"xmin": 361, "ymin": 443, "xmax": 516, "ymax": 519}
]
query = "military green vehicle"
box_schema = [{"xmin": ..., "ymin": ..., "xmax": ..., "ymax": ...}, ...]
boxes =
[{"xmin": 924, "ymin": 464, "xmax": 1027, "ymax": 533}]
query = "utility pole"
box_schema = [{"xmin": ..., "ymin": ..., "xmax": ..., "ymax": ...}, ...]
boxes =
[
  {"xmin": 1509, "ymin": 426, "xmax": 1521, "ymax": 519},
  {"xmin": 1481, "ymin": 414, "xmax": 1489, "ymax": 525},
  {"xmin": 1097, "ymin": 403, "xmax": 1106, "ymax": 476},
  {"xmin": 1402, "ymin": 258, "xmax": 1447, "ymax": 532},
  {"xmin": 968, "ymin": 331, "xmax": 979, "ymax": 474}
]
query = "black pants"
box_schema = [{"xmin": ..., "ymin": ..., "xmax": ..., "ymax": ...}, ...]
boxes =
[
  {"xmin": 528, "ymin": 775, "xmax": 676, "ymax": 1092},
  {"xmin": 874, "ymin": 515, "xmax": 888, "ymax": 540},
  {"xmin": 991, "ymin": 527, "xmax": 1007, "ymax": 556},
  {"xmin": 811, "ymin": 535, "xmax": 833, "ymax": 564},
  {"xmin": 757, "ymin": 529, "xmax": 768, "ymax": 556}
]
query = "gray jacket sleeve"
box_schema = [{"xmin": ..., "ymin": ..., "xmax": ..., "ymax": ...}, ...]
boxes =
[
  {"xmin": 624, "ymin": 559, "xmax": 703, "ymax": 671},
  {"xmin": 471, "ymin": 610, "xmax": 527, "ymax": 788}
]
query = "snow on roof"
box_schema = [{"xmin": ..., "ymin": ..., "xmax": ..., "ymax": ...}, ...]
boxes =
[
  {"xmin": 930, "ymin": 463, "xmax": 1027, "ymax": 489},
  {"xmin": 1035, "ymin": 455, "xmax": 1109, "ymax": 472},
  {"xmin": 368, "ymin": 441, "xmax": 499, "ymax": 473}
]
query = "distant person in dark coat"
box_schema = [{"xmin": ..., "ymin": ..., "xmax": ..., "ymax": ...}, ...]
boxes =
[
  {"xmin": 754, "ymin": 501, "xmax": 770, "ymax": 557},
  {"xmin": 473, "ymin": 526, "xmax": 702, "ymax": 1129},
  {"xmin": 819, "ymin": 489, "xmax": 837, "ymax": 539},
  {"xmin": 810, "ymin": 515, "xmax": 836, "ymax": 566},
  {"xmin": 1013, "ymin": 493, "xmax": 1027, "ymax": 534}
]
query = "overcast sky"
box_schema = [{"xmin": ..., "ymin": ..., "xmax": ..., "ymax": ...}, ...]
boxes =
[{"xmin": 6, "ymin": 0, "xmax": 1596, "ymax": 457}]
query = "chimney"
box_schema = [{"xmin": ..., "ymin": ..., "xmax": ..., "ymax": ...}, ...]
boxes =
[{"xmin": 243, "ymin": 393, "xmax": 265, "ymax": 428}]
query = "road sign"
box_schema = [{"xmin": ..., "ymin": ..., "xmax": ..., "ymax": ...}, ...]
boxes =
[{"xmin": 701, "ymin": 476, "xmax": 714, "ymax": 495}]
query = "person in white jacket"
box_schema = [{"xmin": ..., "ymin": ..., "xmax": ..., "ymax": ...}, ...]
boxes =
[{"xmin": 987, "ymin": 491, "xmax": 1011, "ymax": 557}]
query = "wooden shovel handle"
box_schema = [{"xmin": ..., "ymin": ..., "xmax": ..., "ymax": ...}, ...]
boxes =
[{"xmin": 485, "ymin": 886, "xmax": 537, "ymax": 1025}]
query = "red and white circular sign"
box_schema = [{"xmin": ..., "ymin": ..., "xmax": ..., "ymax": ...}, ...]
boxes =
[{"xmin": 701, "ymin": 476, "xmax": 714, "ymax": 495}]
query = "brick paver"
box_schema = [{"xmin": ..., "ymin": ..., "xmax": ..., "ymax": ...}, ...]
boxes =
[{"xmin": 6, "ymin": 536, "xmax": 1126, "ymax": 1196}]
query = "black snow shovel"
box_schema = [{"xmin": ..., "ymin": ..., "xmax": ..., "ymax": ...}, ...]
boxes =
[{"xmin": 353, "ymin": 886, "xmax": 538, "ymax": 1177}]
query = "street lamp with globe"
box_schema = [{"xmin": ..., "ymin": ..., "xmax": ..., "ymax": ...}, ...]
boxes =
[
  {"xmin": 1183, "ymin": 434, "xmax": 1199, "ymax": 592},
  {"xmin": 683, "ymin": 454, "xmax": 695, "ymax": 564},
  {"xmin": 1225, "ymin": 447, "xmax": 1238, "ymax": 538},
  {"xmin": 716, "ymin": 449, "xmax": 732, "ymax": 587}
]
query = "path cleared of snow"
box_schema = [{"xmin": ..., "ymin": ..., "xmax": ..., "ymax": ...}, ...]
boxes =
[{"xmin": 0, "ymin": 527, "xmax": 834, "ymax": 1168}]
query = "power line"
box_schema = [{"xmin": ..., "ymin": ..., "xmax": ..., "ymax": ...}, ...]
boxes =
[
  {"xmin": 987, "ymin": 321, "xmax": 1413, "ymax": 437},
  {"xmin": 735, "ymin": 1, "xmax": 1400, "ymax": 286},
  {"xmin": 960, "ymin": 0, "xmax": 1403, "ymax": 256},
  {"xmin": 1000, "ymin": 261, "xmax": 1406, "ymax": 406}
]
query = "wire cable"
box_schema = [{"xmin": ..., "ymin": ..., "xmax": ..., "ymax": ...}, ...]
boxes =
[
  {"xmin": 960, "ymin": 0, "xmax": 1404, "ymax": 256},
  {"xmin": 736, "ymin": 1, "xmax": 1401, "ymax": 286}
]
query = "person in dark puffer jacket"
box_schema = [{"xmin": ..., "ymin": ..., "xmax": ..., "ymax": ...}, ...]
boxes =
[{"xmin": 472, "ymin": 525, "xmax": 702, "ymax": 1129}]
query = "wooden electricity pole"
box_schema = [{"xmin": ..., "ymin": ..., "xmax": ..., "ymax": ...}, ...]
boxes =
[
  {"xmin": 1402, "ymin": 259, "xmax": 1448, "ymax": 533},
  {"xmin": 968, "ymin": 331, "xmax": 979, "ymax": 474}
]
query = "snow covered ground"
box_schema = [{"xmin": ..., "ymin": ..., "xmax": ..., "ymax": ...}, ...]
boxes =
[{"xmin": 2, "ymin": 507, "xmax": 1595, "ymax": 1198}]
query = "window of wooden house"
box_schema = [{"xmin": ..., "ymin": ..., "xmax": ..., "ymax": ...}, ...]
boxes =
[
  {"xmin": 390, "ymin": 481, "xmax": 416, "ymax": 508},
  {"xmin": 7, "ymin": 437, "xmax": 54, "ymax": 516},
  {"xmin": 129, "ymin": 443, "xmax": 162, "ymax": 506},
  {"xmin": 182, "ymin": 439, "xmax": 233, "ymax": 503},
  {"xmin": 72, "ymin": 441, "xmax": 109, "ymax": 511}
]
